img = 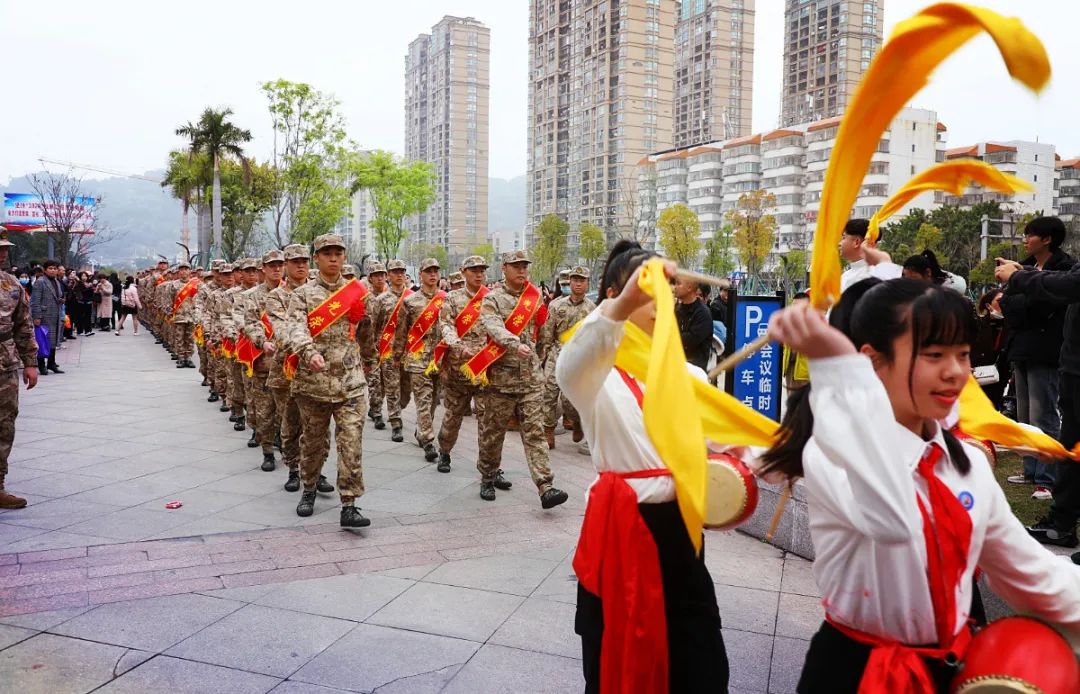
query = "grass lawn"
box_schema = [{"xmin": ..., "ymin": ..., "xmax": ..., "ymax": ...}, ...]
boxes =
[{"xmin": 993, "ymin": 450, "xmax": 1050, "ymax": 527}]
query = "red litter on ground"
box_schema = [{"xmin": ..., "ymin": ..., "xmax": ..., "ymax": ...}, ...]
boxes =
[{"xmin": 164, "ymin": 501, "xmax": 183, "ymax": 509}]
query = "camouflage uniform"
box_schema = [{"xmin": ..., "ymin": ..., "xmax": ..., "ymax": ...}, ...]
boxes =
[
  {"xmin": 374, "ymin": 260, "xmax": 412, "ymax": 430},
  {"xmin": 364, "ymin": 263, "xmax": 388, "ymax": 421},
  {"xmin": 242, "ymin": 252, "xmax": 284, "ymax": 456},
  {"xmin": 0, "ymin": 255, "xmax": 37, "ymax": 495},
  {"xmin": 475, "ymin": 251, "xmax": 555, "ymax": 495},
  {"xmin": 393, "ymin": 258, "xmax": 444, "ymax": 448},
  {"xmin": 232, "ymin": 263, "xmax": 260, "ymax": 432},
  {"xmin": 171, "ymin": 264, "xmax": 197, "ymax": 364},
  {"xmin": 219, "ymin": 275, "xmax": 247, "ymax": 416},
  {"xmin": 283, "ymin": 235, "xmax": 376, "ymax": 506},
  {"xmin": 436, "ymin": 257, "xmax": 490, "ymax": 456},
  {"xmin": 194, "ymin": 261, "xmax": 224, "ymax": 380},
  {"xmin": 540, "ymin": 269, "xmax": 595, "ymax": 430},
  {"xmin": 207, "ymin": 268, "xmax": 234, "ymax": 401},
  {"xmin": 266, "ymin": 248, "xmax": 308, "ymax": 476}
]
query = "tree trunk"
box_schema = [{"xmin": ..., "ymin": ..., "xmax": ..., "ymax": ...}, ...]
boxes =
[
  {"xmin": 212, "ymin": 153, "xmax": 223, "ymax": 256},
  {"xmin": 195, "ymin": 201, "xmax": 207, "ymax": 262},
  {"xmin": 180, "ymin": 202, "xmax": 190, "ymax": 258}
]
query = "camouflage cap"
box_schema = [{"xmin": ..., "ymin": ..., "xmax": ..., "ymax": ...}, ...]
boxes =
[
  {"xmin": 366, "ymin": 261, "xmax": 387, "ymax": 275},
  {"xmin": 262, "ymin": 249, "xmax": 285, "ymax": 265},
  {"xmin": 210, "ymin": 259, "xmax": 225, "ymax": 271},
  {"xmin": 239, "ymin": 257, "xmax": 258, "ymax": 271},
  {"xmin": 448, "ymin": 271, "xmax": 465, "ymax": 285},
  {"xmin": 219, "ymin": 263, "xmax": 235, "ymax": 273},
  {"xmin": 568, "ymin": 265, "xmax": 590, "ymax": 279},
  {"xmin": 283, "ymin": 243, "xmax": 310, "ymax": 261},
  {"xmin": 386, "ymin": 259, "xmax": 407, "ymax": 271},
  {"xmin": 0, "ymin": 231, "xmax": 14, "ymax": 248},
  {"xmin": 419, "ymin": 257, "xmax": 440, "ymax": 271},
  {"xmin": 342, "ymin": 264, "xmax": 357, "ymax": 276},
  {"xmin": 176, "ymin": 260, "xmax": 191, "ymax": 269},
  {"xmin": 255, "ymin": 259, "xmax": 264, "ymax": 270},
  {"xmin": 501, "ymin": 249, "xmax": 531, "ymax": 265},
  {"xmin": 460, "ymin": 255, "xmax": 488, "ymax": 270},
  {"xmin": 313, "ymin": 233, "xmax": 346, "ymax": 252}
]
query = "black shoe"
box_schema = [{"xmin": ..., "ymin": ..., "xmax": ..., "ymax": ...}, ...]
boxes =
[
  {"xmin": 493, "ymin": 471, "xmax": 512, "ymax": 490},
  {"xmin": 540, "ymin": 487, "xmax": 569, "ymax": 510},
  {"xmin": 437, "ymin": 452, "xmax": 451, "ymax": 473},
  {"xmin": 373, "ymin": 415, "xmax": 386, "ymax": 430},
  {"xmin": 176, "ymin": 360, "xmax": 186, "ymax": 368},
  {"xmin": 208, "ymin": 392, "xmax": 219, "ymax": 402},
  {"xmin": 229, "ymin": 414, "xmax": 238, "ymax": 422},
  {"xmin": 182, "ymin": 359, "xmax": 196, "ymax": 368},
  {"xmin": 284, "ymin": 469, "xmax": 300, "ymax": 492},
  {"xmin": 296, "ymin": 490, "xmax": 316, "ymax": 517},
  {"xmin": 340, "ymin": 506, "xmax": 371, "ymax": 528},
  {"xmin": 170, "ymin": 354, "xmax": 179, "ymax": 360},
  {"xmin": 201, "ymin": 378, "xmax": 210, "ymax": 387},
  {"xmin": 316, "ymin": 475, "xmax": 335, "ymax": 493},
  {"xmin": 1026, "ymin": 516, "xmax": 1079, "ymax": 548},
  {"xmin": 1073, "ymin": 551, "xmax": 1080, "ymax": 566},
  {"xmin": 261, "ymin": 452, "xmax": 276, "ymax": 471},
  {"xmin": 423, "ymin": 443, "xmax": 438, "ymax": 462},
  {"xmin": 480, "ymin": 481, "xmax": 496, "ymax": 501},
  {"xmin": 154, "ymin": 338, "xmax": 162, "ymax": 343},
  {"xmin": 247, "ymin": 432, "xmax": 258, "ymax": 448},
  {"xmin": 219, "ymin": 403, "xmax": 230, "ymax": 412},
  {"xmin": 234, "ymin": 416, "xmax": 246, "ymax": 431},
  {"xmin": 47, "ymin": 366, "xmax": 64, "ymax": 374},
  {"xmin": 85, "ymin": 332, "xmax": 94, "ymax": 337},
  {"xmin": 391, "ymin": 427, "xmax": 403, "ymax": 443}
]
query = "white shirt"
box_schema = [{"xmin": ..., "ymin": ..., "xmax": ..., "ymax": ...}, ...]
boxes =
[
  {"xmin": 556, "ymin": 309, "xmax": 709, "ymax": 504},
  {"xmin": 805, "ymin": 354, "xmax": 1080, "ymax": 647},
  {"xmin": 840, "ymin": 259, "xmax": 902, "ymax": 293}
]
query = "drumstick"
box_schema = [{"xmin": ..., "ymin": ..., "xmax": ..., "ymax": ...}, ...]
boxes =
[
  {"xmin": 765, "ymin": 483, "xmax": 792, "ymax": 543},
  {"xmin": 707, "ymin": 333, "xmax": 771, "ymax": 379}
]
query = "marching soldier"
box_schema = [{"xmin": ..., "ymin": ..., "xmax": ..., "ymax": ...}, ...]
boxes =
[
  {"xmin": 0, "ymin": 232, "xmax": 38, "ymax": 509},
  {"xmin": 218, "ymin": 263, "xmax": 246, "ymax": 422},
  {"xmin": 375, "ymin": 259, "xmax": 412, "ymax": 442},
  {"xmin": 232, "ymin": 258, "xmax": 261, "ymax": 440},
  {"xmin": 283, "ymin": 233, "xmax": 375, "ymax": 527},
  {"xmin": 208, "ymin": 263, "xmax": 236, "ymax": 407},
  {"xmin": 171, "ymin": 261, "xmax": 198, "ymax": 369},
  {"xmin": 364, "ymin": 262, "xmax": 388, "ymax": 429},
  {"xmin": 239, "ymin": 250, "xmax": 286, "ymax": 471},
  {"xmin": 539, "ymin": 265, "xmax": 595, "ymax": 447},
  {"xmin": 194, "ymin": 260, "xmax": 224, "ymax": 386},
  {"xmin": 448, "ymin": 271, "xmax": 465, "ymax": 291},
  {"xmin": 392, "ymin": 257, "xmax": 445, "ymax": 462},
  {"xmin": 434, "ymin": 255, "xmax": 492, "ymax": 474},
  {"xmin": 470, "ymin": 250, "xmax": 568, "ymax": 509}
]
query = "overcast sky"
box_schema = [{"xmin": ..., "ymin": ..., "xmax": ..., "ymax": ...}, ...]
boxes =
[{"xmin": 1, "ymin": 0, "xmax": 1077, "ymax": 184}]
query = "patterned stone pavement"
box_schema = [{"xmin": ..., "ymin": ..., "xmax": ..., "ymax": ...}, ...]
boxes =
[{"xmin": 0, "ymin": 328, "xmax": 823, "ymax": 693}]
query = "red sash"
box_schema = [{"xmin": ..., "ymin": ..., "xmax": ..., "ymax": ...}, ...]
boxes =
[
  {"xmin": 405, "ymin": 290, "xmax": 446, "ymax": 360},
  {"xmin": 171, "ymin": 278, "xmax": 199, "ymax": 315},
  {"xmin": 427, "ymin": 286, "xmax": 488, "ymax": 375},
  {"xmin": 284, "ymin": 278, "xmax": 368, "ymax": 379},
  {"xmin": 378, "ymin": 288, "xmax": 413, "ymax": 362},
  {"xmin": 194, "ymin": 324, "xmax": 205, "ymax": 346},
  {"xmin": 237, "ymin": 312, "xmax": 273, "ymax": 377},
  {"xmin": 461, "ymin": 282, "xmax": 547, "ymax": 384},
  {"xmin": 221, "ymin": 337, "xmax": 236, "ymax": 359}
]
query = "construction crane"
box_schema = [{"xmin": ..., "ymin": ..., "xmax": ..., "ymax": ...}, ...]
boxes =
[{"xmin": 37, "ymin": 157, "xmax": 162, "ymax": 183}]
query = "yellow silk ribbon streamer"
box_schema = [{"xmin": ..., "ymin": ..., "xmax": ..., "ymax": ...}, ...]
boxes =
[
  {"xmin": 959, "ymin": 375, "xmax": 1080, "ymax": 460},
  {"xmin": 810, "ymin": 2, "xmax": 1050, "ymax": 310},
  {"xmin": 867, "ymin": 160, "xmax": 1033, "ymax": 243}
]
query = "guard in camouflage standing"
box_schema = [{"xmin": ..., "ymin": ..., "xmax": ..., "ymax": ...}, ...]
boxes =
[
  {"xmin": 208, "ymin": 263, "xmax": 235, "ymax": 407},
  {"xmin": 375, "ymin": 259, "xmax": 412, "ymax": 442},
  {"xmin": 224, "ymin": 258, "xmax": 257, "ymax": 432},
  {"xmin": 364, "ymin": 262, "xmax": 388, "ymax": 429},
  {"xmin": 470, "ymin": 250, "xmax": 568, "ymax": 509},
  {"xmin": 171, "ymin": 261, "xmax": 199, "ymax": 369},
  {"xmin": 155, "ymin": 268, "xmax": 175, "ymax": 357},
  {"xmin": 539, "ymin": 265, "xmax": 595, "ymax": 448},
  {"xmin": 283, "ymin": 233, "xmax": 374, "ymax": 527},
  {"xmin": 194, "ymin": 260, "xmax": 223, "ymax": 386},
  {"xmin": 392, "ymin": 257, "xmax": 445, "ymax": 462},
  {"xmin": 433, "ymin": 255, "xmax": 492, "ymax": 475},
  {"xmin": 0, "ymin": 232, "xmax": 38, "ymax": 509},
  {"xmin": 240, "ymin": 250, "xmax": 286, "ymax": 471},
  {"xmin": 234, "ymin": 259, "xmax": 263, "ymax": 445}
]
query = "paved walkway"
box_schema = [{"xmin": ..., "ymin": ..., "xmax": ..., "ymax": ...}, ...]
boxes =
[{"xmin": 0, "ymin": 328, "xmax": 822, "ymax": 693}]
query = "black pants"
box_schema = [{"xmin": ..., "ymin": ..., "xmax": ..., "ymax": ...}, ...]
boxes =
[
  {"xmin": 576, "ymin": 500, "xmax": 729, "ymax": 693},
  {"xmin": 37, "ymin": 347, "xmax": 58, "ymax": 371},
  {"xmin": 1050, "ymin": 371, "xmax": 1080, "ymax": 532},
  {"xmin": 798, "ymin": 621, "xmax": 958, "ymax": 693},
  {"xmin": 74, "ymin": 303, "xmax": 93, "ymax": 334}
]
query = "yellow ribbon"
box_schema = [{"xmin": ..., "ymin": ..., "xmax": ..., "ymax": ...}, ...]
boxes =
[
  {"xmin": 959, "ymin": 376, "xmax": 1080, "ymax": 460},
  {"xmin": 810, "ymin": 2, "xmax": 1050, "ymax": 310}
]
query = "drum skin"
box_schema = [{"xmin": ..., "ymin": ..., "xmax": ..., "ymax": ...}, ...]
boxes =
[
  {"xmin": 951, "ymin": 617, "xmax": 1079, "ymax": 694},
  {"xmin": 704, "ymin": 453, "xmax": 758, "ymax": 530}
]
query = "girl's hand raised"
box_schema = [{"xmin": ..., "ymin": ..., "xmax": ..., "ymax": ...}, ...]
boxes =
[{"xmin": 768, "ymin": 301, "xmax": 856, "ymax": 360}]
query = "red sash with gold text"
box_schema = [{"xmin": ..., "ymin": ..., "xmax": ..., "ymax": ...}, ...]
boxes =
[
  {"xmin": 171, "ymin": 279, "xmax": 200, "ymax": 316},
  {"xmin": 405, "ymin": 290, "xmax": 447, "ymax": 360},
  {"xmin": 377, "ymin": 288, "xmax": 413, "ymax": 362},
  {"xmin": 285, "ymin": 278, "xmax": 368, "ymax": 379},
  {"xmin": 427, "ymin": 286, "xmax": 487, "ymax": 375},
  {"xmin": 461, "ymin": 282, "xmax": 547, "ymax": 384}
]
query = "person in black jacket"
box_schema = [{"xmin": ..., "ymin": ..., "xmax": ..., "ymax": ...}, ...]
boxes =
[
  {"xmin": 673, "ymin": 276, "xmax": 713, "ymax": 371},
  {"xmin": 996, "ymin": 216, "xmax": 1080, "ymax": 560},
  {"xmin": 999, "ymin": 217, "xmax": 1076, "ymax": 499}
]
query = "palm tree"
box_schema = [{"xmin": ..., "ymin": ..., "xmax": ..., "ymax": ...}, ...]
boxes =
[
  {"xmin": 162, "ymin": 150, "xmax": 203, "ymax": 259},
  {"xmin": 176, "ymin": 108, "xmax": 252, "ymax": 257}
]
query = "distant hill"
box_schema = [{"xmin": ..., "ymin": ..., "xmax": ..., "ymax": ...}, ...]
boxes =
[{"xmin": 488, "ymin": 175, "xmax": 525, "ymax": 232}]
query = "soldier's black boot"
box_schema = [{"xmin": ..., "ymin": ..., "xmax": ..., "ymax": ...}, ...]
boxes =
[
  {"xmin": 437, "ymin": 452, "xmax": 451, "ymax": 473},
  {"xmin": 284, "ymin": 469, "xmax": 300, "ymax": 492},
  {"xmin": 423, "ymin": 442, "xmax": 438, "ymax": 462},
  {"xmin": 247, "ymin": 431, "xmax": 258, "ymax": 448},
  {"xmin": 479, "ymin": 481, "xmax": 496, "ymax": 501},
  {"xmin": 372, "ymin": 415, "xmax": 386, "ymax": 430},
  {"xmin": 391, "ymin": 427, "xmax": 403, "ymax": 443},
  {"xmin": 207, "ymin": 392, "xmax": 219, "ymax": 402},
  {"xmin": 228, "ymin": 413, "xmax": 238, "ymax": 422},
  {"xmin": 340, "ymin": 506, "xmax": 371, "ymax": 528},
  {"xmin": 316, "ymin": 475, "xmax": 335, "ymax": 493},
  {"xmin": 201, "ymin": 377, "xmax": 210, "ymax": 387},
  {"xmin": 219, "ymin": 403, "xmax": 231, "ymax": 412},
  {"xmin": 175, "ymin": 358, "xmax": 185, "ymax": 368},
  {"xmin": 296, "ymin": 489, "xmax": 316, "ymax": 517},
  {"xmin": 540, "ymin": 487, "xmax": 569, "ymax": 509},
  {"xmin": 183, "ymin": 359, "xmax": 196, "ymax": 368},
  {"xmin": 233, "ymin": 416, "xmax": 246, "ymax": 431},
  {"xmin": 170, "ymin": 353, "xmax": 178, "ymax": 361},
  {"xmin": 493, "ymin": 470, "xmax": 513, "ymax": 490},
  {"xmin": 261, "ymin": 452, "xmax": 275, "ymax": 471}
]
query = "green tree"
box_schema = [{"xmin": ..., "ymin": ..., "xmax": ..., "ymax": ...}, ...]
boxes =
[
  {"xmin": 351, "ymin": 151, "xmax": 436, "ymax": 260},
  {"xmin": 702, "ymin": 224, "xmax": 736, "ymax": 278},
  {"xmin": 969, "ymin": 239, "xmax": 1022, "ymax": 286},
  {"xmin": 578, "ymin": 221, "xmax": 607, "ymax": 281},
  {"xmin": 162, "ymin": 149, "xmax": 211, "ymax": 263},
  {"xmin": 218, "ymin": 159, "xmax": 274, "ymax": 261},
  {"xmin": 261, "ymin": 79, "xmax": 353, "ymax": 245},
  {"xmin": 657, "ymin": 204, "xmax": 701, "ymax": 268},
  {"xmin": 778, "ymin": 249, "xmax": 809, "ymax": 296},
  {"xmin": 532, "ymin": 214, "xmax": 570, "ymax": 281},
  {"xmin": 405, "ymin": 241, "xmax": 449, "ymax": 271},
  {"xmin": 470, "ymin": 242, "xmax": 496, "ymax": 267},
  {"xmin": 726, "ymin": 190, "xmax": 776, "ymax": 277},
  {"xmin": 176, "ymin": 108, "xmax": 252, "ymax": 257}
]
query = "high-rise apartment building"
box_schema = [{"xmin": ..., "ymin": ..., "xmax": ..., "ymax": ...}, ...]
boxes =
[
  {"xmin": 780, "ymin": 0, "xmax": 883, "ymax": 128},
  {"xmin": 942, "ymin": 141, "xmax": 1057, "ymax": 214},
  {"xmin": 526, "ymin": 0, "xmax": 675, "ymax": 250},
  {"xmin": 405, "ymin": 16, "xmax": 490, "ymax": 258},
  {"xmin": 673, "ymin": 0, "xmax": 755, "ymax": 148}
]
